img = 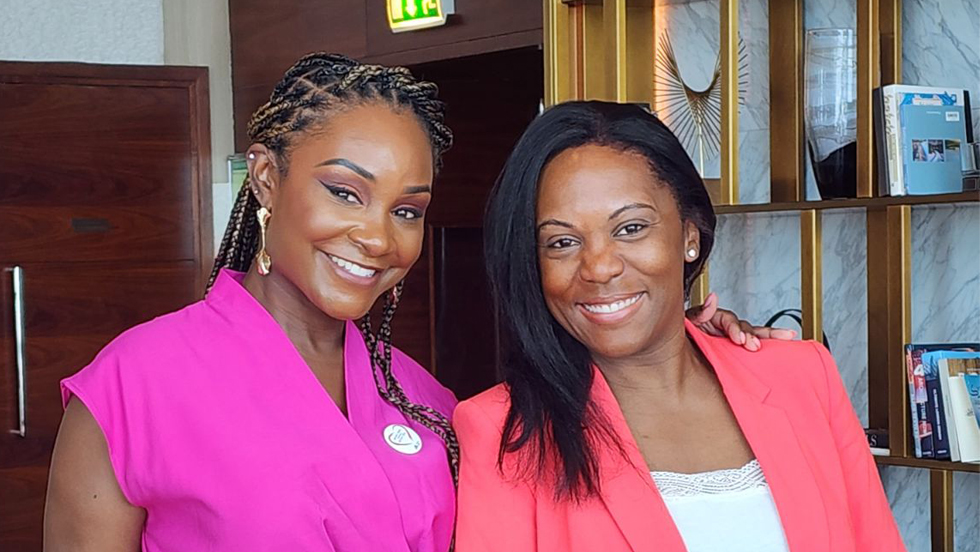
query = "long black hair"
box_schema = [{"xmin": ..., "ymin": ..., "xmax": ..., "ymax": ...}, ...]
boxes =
[{"xmin": 484, "ymin": 101, "xmax": 716, "ymax": 500}]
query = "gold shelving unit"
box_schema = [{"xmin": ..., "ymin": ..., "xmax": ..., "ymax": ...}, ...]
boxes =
[
  {"xmin": 543, "ymin": 1, "xmax": 976, "ymax": 549},
  {"xmin": 715, "ymin": 191, "xmax": 980, "ymax": 214}
]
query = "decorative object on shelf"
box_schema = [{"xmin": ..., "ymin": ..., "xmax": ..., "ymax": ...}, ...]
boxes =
[
  {"xmin": 804, "ymin": 28, "xmax": 858, "ymax": 199},
  {"xmin": 654, "ymin": 30, "xmax": 748, "ymax": 176},
  {"xmin": 865, "ymin": 428, "xmax": 890, "ymax": 455},
  {"xmin": 874, "ymin": 85, "xmax": 973, "ymax": 196},
  {"xmin": 762, "ymin": 308, "xmax": 831, "ymax": 351}
]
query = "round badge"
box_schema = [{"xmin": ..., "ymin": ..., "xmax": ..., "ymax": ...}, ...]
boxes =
[{"xmin": 384, "ymin": 424, "xmax": 423, "ymax": 455}]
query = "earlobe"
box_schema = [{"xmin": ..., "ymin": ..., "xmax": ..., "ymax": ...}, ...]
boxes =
[
  {"xmin": 245, "ymin": 144, "xmax": 279, "ymax": 209},
  {"xmin": 683, "ymin": 221, "xmax": 701, "ymax": 262}
]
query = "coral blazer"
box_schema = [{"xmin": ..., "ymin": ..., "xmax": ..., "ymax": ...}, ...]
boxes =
[{"xmin": 454, "ymin": 319, "xmax": 905, "ymax": 551}]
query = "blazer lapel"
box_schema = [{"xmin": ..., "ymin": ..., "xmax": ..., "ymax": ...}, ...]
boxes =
[
  {"xmin": 592, "ymin": 369, "xmax": 688, "ymax": 552},
  {"xmin": 686, "ymin": 320, "xmax": 832, "ymax": 552}
]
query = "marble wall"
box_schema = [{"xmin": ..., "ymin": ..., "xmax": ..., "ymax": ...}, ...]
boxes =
[
  {"xmin": 655, "ymin": 0, "xmax": 979, "ymax": 201},
  {"xmin": 687, "ymin": 1, "xmax": 980, "ymax": 550}
]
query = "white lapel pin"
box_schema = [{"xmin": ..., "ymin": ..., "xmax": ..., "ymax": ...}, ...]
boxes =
[{"xmin": 384, "ymin": 423, "xmax": 423, "ymax": 455}]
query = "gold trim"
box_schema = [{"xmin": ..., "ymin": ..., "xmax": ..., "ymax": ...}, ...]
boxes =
[
  {"xmin": 866, "ymin": 205, "xmax": 911, "ymax": 454},
  {"xmin": 625, "ymin": 2, "xmax": 654, "ymax": 108},
  {"xmin": 875, "ymin": 456, "xmax": 980, "ymax": 473},
  {"xmin": 800, "ymin": 210, "xmax": 823, "ymax": 341},
  {"xmin": 544, "ymin": 0, "xmax": 572, "ymax": 105},
  {"xmin": 582, "ymin": 3, "xmax": 606, "ymax": 99},
  {"xmin": 880, "ymin": 0, "xmax": 902, "ymax": 85},
  {"xmin": 690, "ymin": 266, "xmax": 710, "ymax": 308},
  {"xmin": 720, "ymin": 0, "xmax": 739, "ymax": 205},
  {"xmin": 930, "ymin": 470, "xmax": 954, "ymax": 551},
  {"xmin": 714, "ymin": 191, "xmax": 979, "ymax": 214},
  {"xmin": 603, "ymin": 0, "xmax": 627, "ymax": 102},
  {"xmin": 768, "ymin": 0, "xmax": 804, "ymax": 202},
  {"xmin": 856, "ymin": 0, "xmax": 880, "ymax": 197}
]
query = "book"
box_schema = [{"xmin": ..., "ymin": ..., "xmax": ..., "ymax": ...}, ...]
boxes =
[
  {"xmin": 905, "ymin": 343, "xmax": 980, "ymax": 459},
  {"xmin": 949, "ymin": 357, "xmax": 980, "ymax": 463},
  {"xmin": 922, "ymin": 352, "xmax": 952, "ymax": 459},
  {"xmin": 930, "ymin": 353, "xmax": 980, "ymax": 463},
  {"xmin": 874, "ymin": 85, "xmax": 973, "ymax": 196},
  {"xmin": 964, "ymin": 372, "xmax": 980, "ymax": 427},
  {"xmin": 905, "ymin": 344, "xmax": 935, "ymax": 458}
]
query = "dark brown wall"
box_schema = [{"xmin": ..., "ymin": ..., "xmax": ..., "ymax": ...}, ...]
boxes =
[
  {"xmin": 412, "ymin": 47, "xmax": 543, "ymax": 396},
  {"xmin": 229, "ymin": 0, "xmax": 542, "ymax": 150}
]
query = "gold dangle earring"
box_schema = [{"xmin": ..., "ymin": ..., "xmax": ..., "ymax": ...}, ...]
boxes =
[{"xmin": 256, "ymin": 206, "xmax": 272, "ymax": 275}]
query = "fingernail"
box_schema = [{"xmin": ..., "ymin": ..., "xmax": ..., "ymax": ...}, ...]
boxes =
[{"xmin": 739, "ymin": 331, "xmax": 746, "ymax": 344}]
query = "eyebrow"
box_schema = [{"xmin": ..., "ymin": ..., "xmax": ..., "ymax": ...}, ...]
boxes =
[
  {"xmin": 318, "ymin": 158, "xmax": 431, "ymax": 195},
  {"xmin": 404, "ymin": 185, "xmax": 432, "ymax": 195},
  {"xmin": 609, "ymin": 202, "xmax": 656, "ymax": 220},
  {"xmin": 317, "ymin": 158, "xmax": 375, "ymax": 181},
  {"xmin": 537, "ymin": 219, "xmax": 575, "ymax": 232}
]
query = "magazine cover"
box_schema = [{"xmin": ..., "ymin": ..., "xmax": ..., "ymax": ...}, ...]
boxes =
[{"xmin": 901, "ymin": 92, "xmax": 969, "ymax": 194}]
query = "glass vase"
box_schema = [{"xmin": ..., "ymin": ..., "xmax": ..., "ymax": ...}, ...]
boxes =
[{"xmin": 804, "ymin": 28, "xmax": 858, "ymax": 199}]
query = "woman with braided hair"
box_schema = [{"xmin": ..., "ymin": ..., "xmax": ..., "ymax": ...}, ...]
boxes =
[{"xmin": 44, "ymin": 54, "xmax": 780, "ymax": 552}]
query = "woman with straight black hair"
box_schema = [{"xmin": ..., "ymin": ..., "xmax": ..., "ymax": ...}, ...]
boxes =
[{"xmin": 454, "ymin": 101, "xmax": 904, "ymax": 552}]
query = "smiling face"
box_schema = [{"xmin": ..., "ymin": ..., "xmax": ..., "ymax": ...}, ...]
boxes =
[
  {"xmin": 536, "ymin": 144, "xmax": 700, "ymax": 360},
  {"xmin": 248, "ymin": 102, "xmax": 434, "ymax": 321}
]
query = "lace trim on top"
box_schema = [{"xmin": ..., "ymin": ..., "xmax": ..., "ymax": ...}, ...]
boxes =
[{"xmin": 651, "ymin": 459, "xmax": 768, "ymax": 498}]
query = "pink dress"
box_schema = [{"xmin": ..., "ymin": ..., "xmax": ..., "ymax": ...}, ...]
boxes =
[{"xmin": 61, "ymin": 269, "xmax": 457, "ymax": 551}]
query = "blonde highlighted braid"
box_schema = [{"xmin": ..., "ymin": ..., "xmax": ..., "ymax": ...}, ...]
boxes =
[{"xmin": 207, "ymin": 53, "xmax": 459, "ymax": 490}]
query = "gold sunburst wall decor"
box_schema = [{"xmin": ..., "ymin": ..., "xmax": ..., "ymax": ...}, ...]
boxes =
[{"xmin": 654, "ymin": 30, "xmax": 749, "ymax": 176}]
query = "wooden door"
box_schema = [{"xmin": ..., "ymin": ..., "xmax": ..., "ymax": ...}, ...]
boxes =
[{"xmin": 0, "ymin": 62, "xmax": 212, "ymax": 551}]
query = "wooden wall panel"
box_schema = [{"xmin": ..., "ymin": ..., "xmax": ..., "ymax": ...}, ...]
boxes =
[
  {"xmin": 228, "ymin": 0, "xmax": 369, "ymax": 148},
  {"xmin": 411, "ymin": 47, "xmax": 544, "ymax": 227},
  {"xmin": 431, "ymin": 227, "xmax": 501, "ymax": 399},
  {"xmin": 0, "ymin": 79, "xmax": 198, "ymax": 263}
]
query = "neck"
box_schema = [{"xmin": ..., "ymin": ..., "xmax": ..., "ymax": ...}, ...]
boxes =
[
  {"xmin": 241, "ymin": 267, "xmax": 346, "ymax": 359},
  {"xmin": 594, "ymin": 317, "xmax": 708, "ymax": 399}
]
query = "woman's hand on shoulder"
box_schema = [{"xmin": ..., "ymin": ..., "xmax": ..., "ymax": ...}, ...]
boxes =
[{"xmin": 686, "ymin": 293, "xmax": 797, "ymax": 352}]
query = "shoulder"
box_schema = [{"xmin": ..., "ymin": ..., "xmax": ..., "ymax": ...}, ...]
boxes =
[
  {"xmin": 61, "ymin": 300, "xmax": 212, "ymax": 406},
  {"xmin": 452, "ymin": 383, "xmax": 512, "ymax": 436},
  {"xmin": 390, "ymin": 346, "xmax": 458, "ymax": 419},
  {"xmin": 705, "ymin": 332, "xmax": 838, "ymax": 404}
]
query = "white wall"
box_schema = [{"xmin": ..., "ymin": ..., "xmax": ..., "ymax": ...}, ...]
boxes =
[
  {"xmin": 162, "ymin": 0, "xmax": 235, "ymax": 251},
  {"xmin": 0, "ymin": 0, "xmax": 164, "ymax": 64}
]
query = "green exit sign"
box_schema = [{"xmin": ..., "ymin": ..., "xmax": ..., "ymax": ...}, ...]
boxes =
[{"xmin": 387, "ymin": 0, "xmax": 454, "ymax": 33}]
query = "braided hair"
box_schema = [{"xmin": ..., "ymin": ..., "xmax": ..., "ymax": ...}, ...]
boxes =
[{"xmin": 207, "ymin": 53, "xmax": 459, "ymax": 486}]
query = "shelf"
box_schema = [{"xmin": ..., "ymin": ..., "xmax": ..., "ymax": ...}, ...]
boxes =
[
  {"xmin": 874, "ymin": 455, "xmax": 980, "ymax": 473},
  {"xmin": 714, "ymin": 191, "xmax": 980, "ymax": 215}
]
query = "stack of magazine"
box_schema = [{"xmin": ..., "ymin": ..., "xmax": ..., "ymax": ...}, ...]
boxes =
[
  {"xmin": 873, "ymin": 85, "xmax": 974, "ymax": 196},
  {"xmin": 905, "ymin": 343, "xmax": 980, "ymax": 463}
]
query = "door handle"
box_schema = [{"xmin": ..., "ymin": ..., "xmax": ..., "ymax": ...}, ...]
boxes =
[{"xmin": 6, "ymin": 266, "xmax": 26, "ymax": 437}]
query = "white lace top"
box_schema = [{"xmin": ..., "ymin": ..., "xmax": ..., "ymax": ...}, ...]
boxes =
[{"xmin": 651, "ymin": 460, "xmax": 790, "ymax": 552}]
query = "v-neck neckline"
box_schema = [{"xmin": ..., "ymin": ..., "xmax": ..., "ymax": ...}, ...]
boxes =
[
  {"xmin": 590, "ymin": 319, "xmax": 826, "ymax": 552},
  {"xmin": 206, "ymin": 269, "xmax": 360, "ymax": 426}
]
